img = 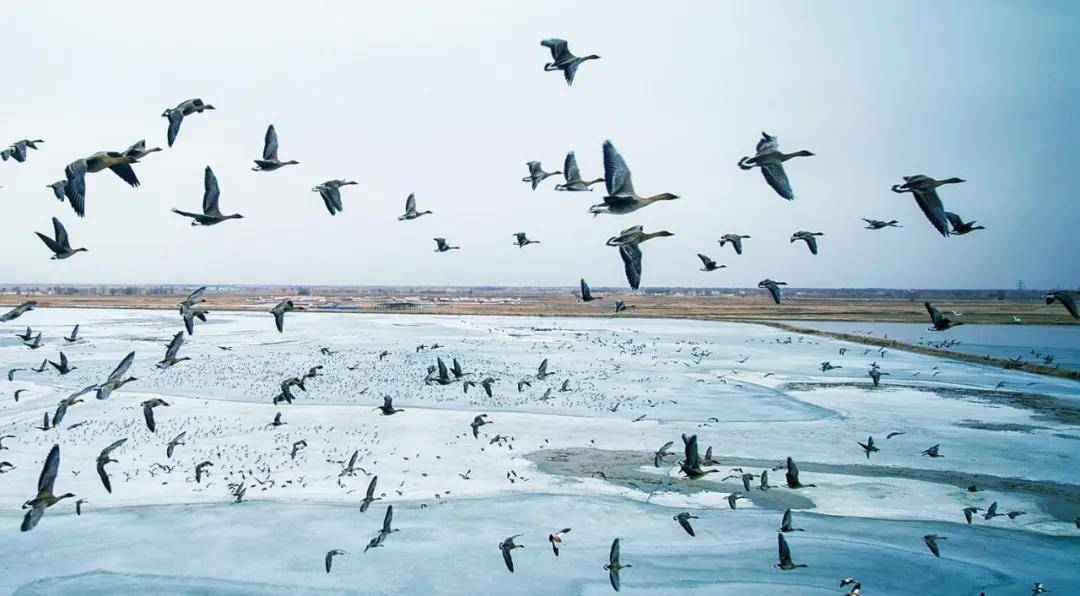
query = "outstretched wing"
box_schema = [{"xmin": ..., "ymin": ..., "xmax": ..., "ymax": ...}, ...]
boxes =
[
  {"xmin": 913, "ymin": 189, "xmax": 950, "ymax": 237},
  {"xmin": 925, "ymin": 302, "xmax": 942, "ymax": 325},
  {"xmin": 404, "ymin": 193, "xmax": 416, "ymax": 213},
  {"xmin": 263, "ymin": 125, "xmax": 279, "ymax": 160},
  {"xmin": 381, "ymin": 505, "xmax": 394, "ymax": 533},
  {"xmin": 52, "ymin": 217, "xmax": 70, "ymax": 250},
  {"xmin": 761, "ymin": 163, "xmax": 794, "ymax": 200},
  {"xmin": 38, "ymin": 444, "xmax": 61, "ymax": 493},
  {"xmin": 35, "ymin": 231, "xmax": 61, "ymax": 254},
  {"xmin": 563, "ymin": 151, "xmax": 580, "ymax": 182},
  {"xmin": 203, "ymin": 166, "xmax": 221, "ymax": 215},
  {"xmin": 602, "ymin": 140, "xmax": 634, "ymax": 197},
  {"xmin": 107, "ymin": 158, "xmax": 141, "ymax": 187},
  {"xmin": 540, "ymin": 38, "xmax": 570, "ymax": 62},
  {"xmin": 164, "ymin": 331, "xmax": 184, "ymax": 360},
  {"xmin": 64, "ymin": 159, "xmax": 88, "ymax": 217},
  {"xmin": 619, "ymin": 244, "xmax": 642, "ymax": 290},
  {"xmin": 108, "ymin": 351, "xmax": 136, "ymax": 382},
  {"xmin": 167, "ymin": 110, "xmax": 184, "ymax": 147},
  {"xmin": 697, "ymin": 253, "xmax": 713, "ymax": 268}
]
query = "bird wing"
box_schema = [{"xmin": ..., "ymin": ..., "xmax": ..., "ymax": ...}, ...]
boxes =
[
  {"xmin": 35, "ymin": 231, "xmax": 61, "ymax": 254},
  {"xmin": 124, "ymin": 139, "xmax": 147, "ymax": 157},
  {"xmin": 38, "ymin": 444, "xmax": 61, "ymax": 494},
  {"xmin": 925, "ymin": 302, "xmax": 942, "ymax": 325},
  {"xmin": 944, "ymin": 211, "xmax": 964, "ymax": 231},
  {"xmin": 1057, "ymin": 292, "xmax": 1079, "ymax": 318},
  {"xmin": 778, "ymin": 533, "xmax": 792, "ymax": 563},
  {"xmin": 540, "ymin": 38, "xmax": 569, "ymax": 62},
  {"xmin": 609, "ymin": 538, "xmax": 621, "ymax": 565},
  {"xmin": 697, "ymin": 253, "xmax": 713, "ymax": 268},
  {"xmin": 64, "ymin": 159, "xmax": 88, "ymax": 217},
  {"xmin": 563, "ymin": 152, "xmax": 580, "ymax": 182},
  {"xmin": 366, "ymin": 475, "xmax": 378, "ymax": 499},
  {"xmin": 325, "ymin": 552, "xmax": 333, "ymax": 573},
  {"xmin": 51, "ymin": 217, "xmax": 71, "ymax": 250},
  {"xmin": 756, "ymin": 132, "xmax": 779, "ymax": 153},
  {"xmin": 807, "ymin": 236, "xmax": 818, "ymax": 255},
  {"xmin": 143, "ymin": 403, "xmax": 156, "ymax": 432},
  {"xmin": 263, "ymin": 125, "xmax": 279, "ymax": 160},
  {"xmin": 167, "ymin": 110, "xmax": 184, "ymax": 147},
  {"xmin": 926, "ymin": 537, "xmax": 940, "ymax": 557},
  {"xmin": 382, "ymin": 505, "xmax": 393, "ymax": 533},
  {"xmin": 608, "ymin": 568, "xmax": 620, "ymax": 591},
  {"xmin": 563, "ymin": 60, "xmax": 580, "ymax": 85},
  {"xmin": 438, "ymin": 357, "xmax": 450, "ymax": 380},
  {"xmin": 619, "ymin": 244, "xmax": 642, "ymax": 290},
  {"xmin": 603, "ymin": 140, "xmax": 635, "ymax": 196},
  {"xmin": 164, "ymin": 331, "xmax": 184, "ymax": 360},
  {"xmin": 404, "ymin": 193, "xmax": 416, "ymax": 213},
  {"xmin": 69, "ymin": 324, "xmax": 79, "ymax": 340},
  {"xmin": 782, "ymin": 509, "xmax": 792, "ymax": 528},
  {"xmin": 203, "ymin": 166, "xmax": 222, "ymax": 215},
  {"xmin": 580, "ymin": 279, "xmax": 591, "ymax": 300},
  {"xmin": 501, "ymin": 545, "xmax": 515, "ymax": 572},
  {"xmin": 187, "ymin": 286, "xmax": 206, "ymax": 301},
  {"xmin": 108, "ymin": 351, "xmax": 136, "ymax": 382},
  {"xmin": 768, "ymin": 284, "xmax": 782, "ymax": 304},
  {"xmin": 273, "ymin": 309, "xmax": 285, "ymax": 333},
  {"xmin": 319, "ymin": 186, "xmax": 342, "ymax": 215},
  {"xmin": 912, "ymin": 189, "xmax": 950, "ymax": 237},
  {"xmin": 108, "ymin": 162, "xmax": 141, "ymax": 187},
  {"xmin": 13, "ymin": 142, "xmax": 28, "ymax": 162},
  {"xmin": 96, "ymin": 459, "xmax": 113, "ymax": 493},
  {"xmin": 538, "ymin": 359, "xmax": 548, "ymax": 375},
  {"xmin": 760, "ymin": 162, "xmax": 794, "ymax": 200},
  {"xmin": 677, "ymin": 517, "xmax": 695, "ymax": 536}
]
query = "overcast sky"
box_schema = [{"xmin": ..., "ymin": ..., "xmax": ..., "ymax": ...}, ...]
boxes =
[{"xmin": 1, "ymin": 1, "xmax": 1077, "ymax": 289}]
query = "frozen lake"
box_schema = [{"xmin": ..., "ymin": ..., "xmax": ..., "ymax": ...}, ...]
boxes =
[{"xmin": 1, "ymin": 308, "xmax": 1078, "ymax": 595}]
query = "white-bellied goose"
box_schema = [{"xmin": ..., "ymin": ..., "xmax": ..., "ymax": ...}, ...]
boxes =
[
  {"xmin": 63, "ymin": 151, "xmax": 141, "ymax": 217},
  {"xmin": 173, "ymin": 166, "xmax": 244, "ymax": 225},
  {"xmin": 252, "ymin": 124, "xmax": 299, "ymax": 171}
]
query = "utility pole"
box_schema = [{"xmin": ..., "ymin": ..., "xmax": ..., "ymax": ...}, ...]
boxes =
[{"xmin": 1016, "ymin": 280, "xmax": 1024, "ymax": 293}]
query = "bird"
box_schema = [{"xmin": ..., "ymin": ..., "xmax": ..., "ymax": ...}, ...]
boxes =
[
  {"xmin": 312, "ymin": 179, "xmax": 357, "ymax": 216},
  {"xmin": 269, "ymin": 299, "xmax": 302, "ymax": 333},
  {"xmin": 579, "ymin": 278, "xmax": 603, "ymax": 302},
  {"xmin": 157, "ymin": 331, "xmax": 190, "ymax": 368},
  {"xmin": 24, "ymin": 332, "xmax": 43, "ymax": 350},
  {"xmin": 195, "ymin": 461, "xmax": 214, "ymax": 483},
  {"xmin": 180, "ymin": 303, "xmax": 208, "ymax": 335},
  {"xmin": 869, "ymin": 366, "xmax": 889, "ymax": 387},
  {"xmin": 522, "ymin": 161, "xmax": 561, "ymax": 190},
  {"xmin": 172, "ymin": 166, "xmax": 244, "ymax": 225},
  {"xmin": 923, "ymin": 534, "xmax": 945, "ymax": 557},
  {"xmin": 673, "ymin": 512, "xmax": 698, "ymax": 536},
  {"xmin": 536, "ymin": 358, "xmax": 554, "ymax": 380},
  {"xmin": 820, "ymin": 361, "xmax": 841, "ymax": 372},
  {"xmin": 1032, "ymin": 583, "xmax": 1048, "ymax": 594},
  {"xmin": 3, "ymin": 138, "xmax": 44, "ymax": 162},
  {"xmin": 885, "ymin": 431, "xmax": 905, "ymax": 439},
  {"xmin": 653, "ymin": 441, "xmax": 675, "ymax": 467},
  {"xmin": 962, "ymin": 506, "xmax": 981, "ymax": 524},
  {"xmin": 891, "ymin": 175, "xmax": 965, "ymax": 237},
  {"xmin": 433, "ymin": 238, "xmax": 460, "ymax": 252},
  {"xmin": 360, "ymin": 475, "xmax": 380, "ymax": 512},
  {"xmin": 606, "ymin": 225, "xmax": 674, "ymax": 290},
  {"xmin": 738, "ymin": 132, "xmax": 814, "ymax": 200},
  {"xmin": 161, "ymin": 98, "xmax": 214, "ymax": 147},
  {"xmin": 512, "ymin": 232, "xmax": 540, "ymax": 248},
  {"xmin": 63, "ymin": 325, "xmax": 80, "ymax": 343},
  {"xmin": 15, "ymin": 326, "xmax": 35, "ymax": 341},
  {"xmin": 499, "ymin": 534, "xmax": 524, "ymax": 572},
  {"xmin": 470, "ymin": 414, "xmax": 491, "ymax": 438},
  {"xmin": 95, "ymin": 438, "xmax": 127, "ymax": 493},
  {"xmin": 1, "ymin": 301, "xmax": 37, "ymax": 322},
  {"xmin": 758, "ymin": 279, "xmax": 788, "ymax": 305},
  {"xmin": 589, "ymin": 140, "xmax": 679, "ymax": 215},
  {"xmin": 555, "ymin": 151, "xmax": 603, "ymax": 191},
  {"xmin": 252, "ymin": 124, "xmax": 299, "ymax": 171},
  {"xmin": 863, "ymin": 218, "xmax": 901, "ymax": 230},
  {"xmin": 982, "ymin": 501, "xmax": 1003, "ymax": 520},
  {"xmin": 75, "ymin": 498, "xmax": 86, "ymax": 516},
  {"xmin": 603, "ymin": 538, "xmax": 631, "ymax": 591},
  {"xmin": 62, "ymin": 151, "xmax": 141, "ymax": 218},
  {"xmin": 52, "ymin": 390, "xmax": 86, "ymax": 426},
  {"xmin": 93, "ymin": 351, "xmax": 137, "ymax": 400},
  {"xmin": 122, "ymin": 139, "xmax": 163, "ymax": 160},
  {"xmin": 921, "ymin": 444, "xmax": 943, "ymax": 457},
  {"xmin": 398, "ymin": 193, "xmax": 432, "ymax": 220},
  {"xmin": 718, "ymin": 234, "xmax": 750, "ymax": 255},
  {"xmin": 775, "ymin": 533, "xmax": 807, "ymax": 569},
  {"xmin": 780, "ymin": 509, "xmax": 804, "ymax": 532},
  {"xmin": 141, "ymin": 398, "xmax": 170, "ymax": 432},
  {"xmin": 547, "ymin": 528, "xmax": 572, "ymax": 556},
  {"xmin": 945, "ymin": 211, "xmax": 985, "ymax": 235},
  {"xmin": 48, "ymin": 352, "xmax": 77, "ymax": 375},
  {"xmin": 21, "ymin": 444, "xmax": 74, "ymax": 531},
  {"xmin": 925, "ymin": 302, "xmax": 964, "ymax": 331},
  {"xmin": 35, "ymin": 217, "xmax": 88, "ymax": 259},
  {"xmin": 785, "ymin": 457, "xmax": 815, "ymax": 488},
  {"xmin": 790, "ymin": 231, "xmax": 824, "ymax": 255},
  {"xmin": 166, "ymin": 431, "xmax": 186, "ymax": 458},
  {"xmin": 376, "ymin": 395, "xmax": 404, "ymax": 415},
  {"xmin": 1044, "ymin": 291, "xmax": 1078, "ymax": 319},
  {"xmin": 726, "ymin": 493, "xmax": 746, "ymax": 509},
  {"xmin": 697, "ymin": 254, "xmax": 725, "ymax": 272},
  {"xmin": 325, "ymin": 549, "xmax": 348, "ymax": 573},
  {"xmin": 857, "ymin": 436, "xmax": 879, "ymax": 459},
  {"xmin": 680, "ymin": 434, "xmax": 717, "ymax": 479},
  {"xmin": 268, "ymin": 412, "xmax": 286, "ymax": 428},
  {"xmin": 540, "ymin": 38, "xmax": 599, "ymax": 86}
]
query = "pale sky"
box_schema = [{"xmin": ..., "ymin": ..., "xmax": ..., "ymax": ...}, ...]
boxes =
[{"xmin": 1, "ymin": 1, "xmax": 1077, "ymax": 289}]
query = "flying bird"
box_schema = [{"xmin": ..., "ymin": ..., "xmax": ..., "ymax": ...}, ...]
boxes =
[
  {"xmin": 606, "ymin": 225, "xmax": 674, "ymax": 290},
  {"xmin": 95, "ymin": 438, "xmax": 127, "ymax": 493},
  {"xmin": 891, "ymin": 175, "xmax": 965, "ymax": 237},
  {"xmin": 718, "ymin": 234, "xmax": 750, "ymax": 255},
  {"xmin": 738, "ymin": 132, "xmax": 814, "ymax": 200},
  {"xmin": 790, "ymin": 231, "xmax": 824, "ymax": 255},
  {"xmin": 269, "ymin": 299, "xmax": 302, "ymax": 333},
  {"xmin": 325, "ymin": 549, "xmax": 348, "ymax": 573},
  {"xmin": 513, "ymin": 232, "xmax": 540, "ymax": 248},
  {"xmin": 172, "ymin": 166, "xmax": 244, "ymax": 226},
  {"xmin": 398, "ymin": 193, "xmax": 432, "ymax": 220},
  {"xmin": 925, "ymin": 302, "xmax": 964, "ymax": 331},
  {"xmin": 1, "ymin": 301, "xmax": 37, "ymax": 322},
  {"xmin": 555, "ymin": 151, "xmax": 603, "ymax": 191},
  {"xmin": 697, "ymin": 253, "xmax": 725, "ymax": 272},
  {"xmin": 433, "ymin": 238, "xmax": 460, "ymax": 252},
  {"xmin": 863, "ymin": 218, "xmax": 901, "ymax": 230},
  {"xmin": 673, "ymin": 512, "xmax": 698, "ymax": 536},
  {"xmin": 522, "ymin": 161, "xmax": 561, "ymax": 190},
  {"xmin": 312, "ymin": 179, "xmax": 357, "ymax": 216},
  {"xmin": 499, "ymin": 534, "xmax": 524, "ymax": 572},
  {"xmin": 1044, "ymin": 291, "xmax": 1078, "ymax": 319},
  {"xmin": 62, "ymin": 151, "xmax": 141, "ymax": 218},
  {"xmin": 162, "ymin": 98, "xmax": 215, "ymax": 147},
  {"xmin": 540, "ymin": 38, "xmax": 600, "ymax": 86},
  {"xmin": 252, "ymin": 124, "xmax": 299, "ymax": 171},
  {"xmin": 579, "ymin": 278, "xmax": 603, "ymax": 302},
  {"xmin": 603, "ymin": 538, "xmax": 632, "ymax": 591},
  {"xmin": 758, "ymin": 279, "xmax": 787, "ymax": 304},
  {"xmin": 775, "ymin": 533, "xmax": 807, "ymax": 569},
  {"xmin": 21, "ymin": 444, "xmax": 74, "ymax": 531},
  {"xmin": 141, "ymin": 398, "xmax": 170, "ymax": 432},
  {"xmin": 35, "ymin": 217, "xmax": 88, "ymax": 259},
  {"xmin": 157, "ymin": 331, "xmax": 191, "ymax": 368},
  {"xmin": 548, "ymin": 528, "xmax": 571, "ymax": 556},
  {"xmin": 589, "ymin": 140, "xmax": 679, "ymax": 215}
]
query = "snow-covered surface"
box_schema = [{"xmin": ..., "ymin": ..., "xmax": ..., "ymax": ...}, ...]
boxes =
[{"xmin": 1, "ymin": 308, "xmax": 1077, "ymax": 595}]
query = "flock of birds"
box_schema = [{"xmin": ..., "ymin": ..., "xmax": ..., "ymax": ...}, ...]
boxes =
[{"xmin": 1, "ymin": 36, "xmax": 1076, "ymax": 595}]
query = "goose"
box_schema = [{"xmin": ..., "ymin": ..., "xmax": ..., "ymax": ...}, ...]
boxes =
[
  {"xmin": 31, "ymin": 359, "xmax": 49, "ymax": 373},
  {"xmin": 433, "ymin": 237, "xmax": 459, "ymax": 252},
  {"xmin": 785, "ymin": 457, "xmax": 815, "ymax": 488},
  {"xmin": 923, "ymin": 534, "xmax": 945, "ymax": 557},
  {"xmin": 179, "ymin": 286, "xmax": 206, "ymax": 310},
  {"xmin": 673, "ymin": 512, "xmax": 698, "ymax": 536},
  {"xmin": 16, "ymin": 327, "xmax": 34, "ymax": 341},
  {"xmin": 718, "ymin": 234, "xmax": 750, "ymax": 255},
  {"xmin": 122, "ymin": 139, "xmax": 163, "ymax": 159},
  {"xmin": 378, "ymin": 504, "xmax": 398, "ymax": 538},
  {"xmin": 63, "ymin": 325, "xmax": 79, "ymax": 343},
  {"xmin": 35, "ymin": 217, "xmax": 87, "ymax": 259},
  {"xmin": 451, "ymin": 358, "xmax": 470, "ymax": 379},
  {"xmin": 325, "ymin": 549, "xmax": 348, "ymax": 573},
  {"xmin": 252, "ymin": 124, "xmax": 299, "ymax": 171},
  {"xmin": 95, "ymin": 438, "xmax": 127, "ymax": 493},
  {"xmin": 679, "ymin": 434, "xmax": 717, "ymax": 479},
  {"xmin": 589, "ymin": 140, "xmax": 679, "ymax": 215},
  {"xmin": 697, "ymin": 253, "xmax": 724, "ymax": 272},
  {"xmin": 738, "ymin": 132, "xmax": 814, "ymax": 200},
  {"xmin": 172, "ymin": 166, "xmax": 244, "ymax": 225},
  {"xmin": 3, "ymin": 139, "xmax": 44, "ymax": 162},
  {"xmin": 548, "ymin": 528, "xmax": 572, "ymax": 556},
  {"xmin": 141, "ymin": 398, "xmax": 170, "ymax": 432},
  {"xmin": 48, "ymin": 352, "xmax": 76, "ymax": 375},
  {"xmin": 8, "ymin": 368, "xmax": 23, "ymax": 381},
  {"xmin": 779, "ymin": 508, "xmax": 804, "ymax": 532},
  {"xmin": 156, "ymin": 331, "xmax": 190, "ymax": 368},
  {"xmin": 891, "ymin": 175, "xmax": 964, "ymax": 237},
  {"xmin": 513, "ymin": 232, "xmax": 540, "ymax": 248},
  {"xmin": 555, "ymin": 151, "xmax": 603, "ymax": 191},
  {"xmin": 470, "ymin": 414, "xmax": 491, "ymax": 438},
  {"xmin": 340, "ymin": 449, "xmax": 364, "ymax": 477},
  {"xmin": 312, "ymin": 179, "xmax": 356, "ymax": 215},
  {"xmin": 758, "ymin": 279, "xmax": 787, "ymax": 304},
  {"xmin": 359, "ymin": 475, "xmax": 380, "ymax": 512},
  {"xmin": 921, "ymin": 443, "xmax": 943, "ymax": 457},
  {"xmin": 523, "ymin": 161, "xmax": 561, "ymax": 190},
  {"xmin": 868, "ymin": 366, "xmax": 888, "ymax": 387},
  {"xmin": 606, "ymin": 226, "xmax": 674, "ymax": 290},
  {"xmin": 432, "ymin": 357, "xmax": 457, "ymax": 385},
  {"xmin": 726, "ymin": 493, "xmax": 746, "ymax": 509},
  {"xmin": 863, "ymin": 218, "xmax": 901, "ymax": 230},
  {"xmin": 195, "ymin": 461, "xmax": 213, "ymax": 483},
  {"xmin": 166, "ymin": 431, "xmax": 186, "ymax": 458},
  {"xmin": 499, "ymin": 534, "xmax": 524, "ymax": 572},
  {"xmin": 21, "ymin": 444, "xmax": 74, "ymax": 531},
  {"xmin": 180, "ymin": 303, "xmax": 208, "ymax": 335},
  {"xmin": 24, "ymin": 332, "xmax": 43, "ymax": 349},
  {"xmin": 47, "ymin": 181, "xmax": 66, "ymax": 201},
  {"xmin": 579, "ymin": 278, "xmax": 603, "ymax": 302},
  {"xmin": 376, "ymin": 395, "xmax": 403, "ymax": 415},
  {"xmin": 540, "ymin": 38, "xmax": 599, "ymax": 85},
  {"xmin": 35, "ymin": 412, "xmax": 52, "ymax": 431},
  {"xmin": 790, "ymin": 231, "xmax": 824, "ymax": 255},
  {"xmin": 536, "ymin": 358, "xmax": 554, "ymax": 380},
  {"xmin": 653, "ymin": 440, "xmax": 674, "ymax": 467},
  {"xmin": 1, "ymin": 301, "xmax": 36, "ymax": 322},
  {"xmin": 162, "ymin": 99, "xmax": 214, "ymax": 146},
  {"xmin": 269, "ymin": 299, "xmax": 302, "ymax": 333},
  {"xmin": 1044, "ymin": 291, "xmax": 1079, "ymax": 319},
  {"xmin": 925, "ymin": 302, "xmax": 964, "ymax": 331},
  {"xmin": 857, "ymin": 436, "xmax": 879, "ymax": 459},
  {"xmin": 398, "ymin": 193, "xmax": 432, "ymax": 220},
  {"xmin": 603, "ymin": 538, "xmax": 631, "ymax": 591},
  {"xmin": 944, "ymin": 211, "xmax": 984, "ymax": 235},
  {"xmin": 480, "ymin": 378, "xmax": 496, "ymax": 398},
  {"xmin": 63, "ymin": 151, "xmax": 142, "ymax": 218},
  {"xmin": 613, "ymin": 300, "xmax": 633, "ymax": 313},
  {"xmin": 53, "ymin": 390, "xmax": 87, "ymax": 425},
  {"xmin": 775, "ymin": 533, "xmax": 807, "ymax": 569}
]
